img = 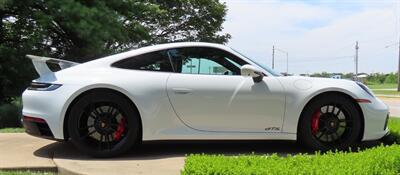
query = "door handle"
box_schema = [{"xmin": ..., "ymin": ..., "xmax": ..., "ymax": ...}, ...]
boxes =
[{"xmin": 172, "ymin": 88, "xmax": 192, "ymax": 94}]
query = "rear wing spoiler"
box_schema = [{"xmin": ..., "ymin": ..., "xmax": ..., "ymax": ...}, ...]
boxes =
[{"xmin": 26, "ymin": 55, "xmax": 79, "ymax": 77}]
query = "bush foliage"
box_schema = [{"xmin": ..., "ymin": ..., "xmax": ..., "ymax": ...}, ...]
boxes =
[
  {"xmin": 0, "ymin": 98, "xmax": 22, "ymax": 128},
  {"xmin": 182, "ymin": 118, "xmax": 400, "ymax": 175}
]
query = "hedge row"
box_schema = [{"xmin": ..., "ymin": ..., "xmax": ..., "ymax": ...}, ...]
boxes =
[{"xmin": 182, "ymin": 118, "xmax": 400, "ymax": 175}]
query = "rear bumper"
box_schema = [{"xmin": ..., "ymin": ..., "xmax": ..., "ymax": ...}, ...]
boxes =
[
  {"xmin": 22, "ymin": 116, "xmax": 58, "ymax": 141},
  {"xmin": 22, "ymin": 84, "xmax": 83, "ymax": 140}
]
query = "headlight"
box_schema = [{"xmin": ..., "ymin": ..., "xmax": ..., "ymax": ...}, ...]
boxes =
[
  {"xmin": 28, "ymin": 82, "xmax": 62, "ymax": 91},
  {"xmin": 356, "ymin": 82, "xmax": 374, "ymax": 97}
]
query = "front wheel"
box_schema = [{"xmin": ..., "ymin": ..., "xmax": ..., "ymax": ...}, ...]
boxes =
[
  {"xmin": 68, "ymin": 90, "xmax": 140, "ymax": 158},
  {"xmin": 298, "ymin": 94, "xmax": 362, "ymax": 151}
]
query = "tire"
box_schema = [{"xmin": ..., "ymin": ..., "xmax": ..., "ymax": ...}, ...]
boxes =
[
  {"xmin": 298, "ymin": 93, "xmax": 362, "ymax": 151},
  {"xmin": 68, "ymin": 89, "xmax": 140, "ymax": 158}
]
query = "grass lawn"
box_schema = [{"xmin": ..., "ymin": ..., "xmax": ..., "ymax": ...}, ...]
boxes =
[
  {"xmin": 182, "ymin": 118, "xmax": 400, "ymax": 175},
  {"xmin": 0, "ymin": 128, "xmax": 25, "ymax": 133},
  {"xmin": 0, "ymin": 171, "xmax": 54, "ymax": 175},
  {"xmin": 372, "ymin": 90, "xmax": 400, "ymax": 96},
  {"xmin": 367, "ymin": 83, "xmax": 397, "ymax": 89}
]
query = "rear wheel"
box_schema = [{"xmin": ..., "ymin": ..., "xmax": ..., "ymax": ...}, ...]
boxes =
[
  {"xmin": 298, "ymin": 94, "xmax": 362, "ymax": 150},
  {"xmin": 68, "ymin": 90, "xmax": 140, "ymax": 157}
]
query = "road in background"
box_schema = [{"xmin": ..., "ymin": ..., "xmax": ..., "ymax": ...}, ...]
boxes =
[{"xmin": 379, "ymin": 97, "xmax": 400, "ymax": 117}]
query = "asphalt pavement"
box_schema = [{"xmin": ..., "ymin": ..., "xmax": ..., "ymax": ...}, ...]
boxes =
[{"xmin": 379, "ymin": 97, "xmax": 400, "ymax": 117}]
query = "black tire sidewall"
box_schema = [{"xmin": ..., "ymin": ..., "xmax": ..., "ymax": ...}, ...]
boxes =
[
  {"xmin": 68, "ymin": 90, "xmax": 139, "ymax": 157},
  {"xmin": 299, "ymin": 94, "xmax": 362, "ymax": 150}
]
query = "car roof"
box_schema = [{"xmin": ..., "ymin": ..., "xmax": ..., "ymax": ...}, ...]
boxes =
[
  {"xmin": 59, "ymin": 42, "xmax": 278, "ymax": 77},
  {"xmin": 85, "ymin": 42, "xmax": 231, "ymax": 66}
]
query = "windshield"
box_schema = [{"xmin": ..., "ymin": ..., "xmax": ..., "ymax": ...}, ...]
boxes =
[{"xmin": 230, "ymin": 48, "xmax": 282, "ymax": 76}]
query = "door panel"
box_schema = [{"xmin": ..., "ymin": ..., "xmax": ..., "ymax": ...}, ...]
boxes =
[{"xmin": 167, "ymin": 74, "xmax": 286, "ymax": 132}]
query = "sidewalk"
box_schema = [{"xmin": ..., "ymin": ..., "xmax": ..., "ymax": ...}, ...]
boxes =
[
  {"xmin": 0, "ymin": 133, "xmax": 185, "ymax": 175},
  {"xmin": 0, "ymin": 133, "xmax": 57, "ymax": 172},
  {"xmin": 53, "ymin": 142, "xmax": 185, "ymax": 175},
  {"xmin": 0, "ymin": 133, "xmax": 308, "ymax": 175}
]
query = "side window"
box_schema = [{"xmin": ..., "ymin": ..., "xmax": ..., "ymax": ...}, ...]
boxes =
[
  {"xmin": 181, "ymin": 58, "xmax": 231, "ymax": 75},
  {"xmin": 167, "ymin": 47, "xmax": 248, "ymax": 75},
  {"xmin": 112, "ymin": 51, "xmax": 173, "ymax": 72}
]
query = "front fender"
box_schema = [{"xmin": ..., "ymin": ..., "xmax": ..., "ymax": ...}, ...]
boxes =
[{"xmin": 279, "ymin": 77, "xmax": 369, "ymax": 134}]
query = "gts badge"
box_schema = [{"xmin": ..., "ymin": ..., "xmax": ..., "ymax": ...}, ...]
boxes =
[{"xmin": 265, "ymin": 127, "xmax": 280, "ymax": 132}]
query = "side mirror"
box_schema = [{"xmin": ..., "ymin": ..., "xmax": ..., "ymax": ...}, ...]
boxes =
[{"xmin": 240, "ymin": 64, "xmax": 264, "ymax": 83}]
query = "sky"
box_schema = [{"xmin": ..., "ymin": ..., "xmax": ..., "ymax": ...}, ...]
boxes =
[{"xmin": 220, "ymin": 0, "xmax": 400, "ymax": 75}]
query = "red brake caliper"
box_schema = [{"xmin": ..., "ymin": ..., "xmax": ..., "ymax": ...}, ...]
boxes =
[
  {"xmin": 311, "ymin": 111, "xmax": 320, "ymax": 135},
  {"xmin": 114, "ymin": 117, "xmax": 126, "ymax": 141}
]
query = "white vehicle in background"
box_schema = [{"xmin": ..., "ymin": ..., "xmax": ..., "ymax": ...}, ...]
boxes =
[{"xmin": 22, "ymin": 42, "xmax": 389, "ymax": 157}]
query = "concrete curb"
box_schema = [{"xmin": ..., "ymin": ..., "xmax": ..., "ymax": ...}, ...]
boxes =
[
  {"xmin": 56, "ymin": 166, "xmax": 83, "ymax": 175},
  {"xmin": 0, "ymin": 166, "xmax": 58, "ymax": 173},
  {"xmin": 0, "ymin": 133, "xmax": 58, "ymax": 173}
]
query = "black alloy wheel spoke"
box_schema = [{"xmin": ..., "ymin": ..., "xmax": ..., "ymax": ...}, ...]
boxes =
[
  {"xmin": 89, "ymin": 113, "xmax": 97, "ymax": 120},
  {"xmin": 333, "ymin": 132, "xmax": 339, "ymax": 140},
  {"xmin": 339, "ymin": 125, "xmax": 352, "ymax": 129},
  {"xmin": 98, "ymin": 135, "xmax": 104, "ymax": 150},
  {"xmin": 107, "ymin": 106, "xmax": 114, "ymax": 114},
  {"xmin": 312, "ymin": 104, "xmax": 353, "ymax": 144},
  {"xmin": 104, "ymin": 134, "xmax": 111, "ymax": 150},
  {"xmin": 79, "ymin": 104, "xmax": 128, "ymax": 151}
]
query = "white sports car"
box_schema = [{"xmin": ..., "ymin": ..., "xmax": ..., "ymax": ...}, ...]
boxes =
[{"xmin": 22, "ymin": 42, "xmax": 389, "ymax": 157}]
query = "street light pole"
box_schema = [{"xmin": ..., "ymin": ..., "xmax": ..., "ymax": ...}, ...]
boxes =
[
  {"xmin": 274, "ymin": 47, "xmax": 289, "ymax": 75},
  {"xmin": 355, "ymin": 41, "xmax": 359, "ymax": 81},
  {"xmin": 286, "ymin": 52, "xmax": 289, "ymax": 74},
  {"xmin": 272, "ymin": 45, "xmax": 275, "ymax": 69},
  {"xmin": 397, "ymin": 35, "xmax": 400, "ymax": 91}
]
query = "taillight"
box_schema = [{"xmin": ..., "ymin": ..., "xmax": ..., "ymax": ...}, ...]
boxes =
[
  {"xmin": 28, "ymin": 82, "xmax": 62, "ymax": 91},
  {"xmin": 23, "ymin": 116, "xmax": 46, "ymax": 123}
]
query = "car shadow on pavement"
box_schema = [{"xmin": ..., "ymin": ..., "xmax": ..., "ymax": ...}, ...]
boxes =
[{"xmin": 33, "ymin": 140, "xmax": 383, "ymax": 161}]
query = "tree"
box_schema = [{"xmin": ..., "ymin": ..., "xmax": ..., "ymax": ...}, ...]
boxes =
[
  {"xmin": 0, "ymin": 0, "xmax": 230, "ymax": 103},
  {"xmin": 384, "ymin": 73, "xmax": 397, "ymax": 84},
  {"xmin": 310, "ymin": 72, "xmax": 331, "ymax": 78}
]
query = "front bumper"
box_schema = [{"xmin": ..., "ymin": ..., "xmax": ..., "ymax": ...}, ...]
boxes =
[{"xmin": 360, "ymin": 97, "xmax": 390, "ymax": 141}]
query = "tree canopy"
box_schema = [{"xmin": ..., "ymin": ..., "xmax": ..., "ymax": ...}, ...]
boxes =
[{"xmin": 0, "ymin": 0, "xmax": 230, "ymax": 103}]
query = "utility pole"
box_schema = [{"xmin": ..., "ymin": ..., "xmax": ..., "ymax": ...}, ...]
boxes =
[
  {"xmin": 397, "ymin": 35, "xmax": 400, "ymax": 91},
  {"xmin": 355, "ymin": 41, "xmax": 359, "ymax": 81},
  {"xmin": 272, "ymin": 45, "xmax": 275, "ymax": 69}
]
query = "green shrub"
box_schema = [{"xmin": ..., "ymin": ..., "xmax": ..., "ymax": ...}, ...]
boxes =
[
  {"xmin": 388, "ymin": 118, "xmax": 400, "ymax": 143},
  {"xmin": 182, "ymin": 118, "xmax": 400, "ymax": 175},
  {"xmin": 182, "ymin": 145, "xmax": 400, "ymax": 175},
  {"xmin": 0, "ymin": 98, "xmax": 22, "ymax": 128},
  {"xmin": 0, "ymin": 127, "xmax": 25, "ymax": 133}
]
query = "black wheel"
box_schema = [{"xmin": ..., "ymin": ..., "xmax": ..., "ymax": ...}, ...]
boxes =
[
  {"xmin": 68, "ymin": 90, "xmax": 140, "ymax": 157},
  {"xmin": 298, "ymin": 94, "xmax": 362, "ymax": 151}
]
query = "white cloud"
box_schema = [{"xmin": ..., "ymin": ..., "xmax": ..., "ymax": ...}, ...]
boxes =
[{"xmin": 221, "ymin": 0, "xmax": 400, "ymax": 74}]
